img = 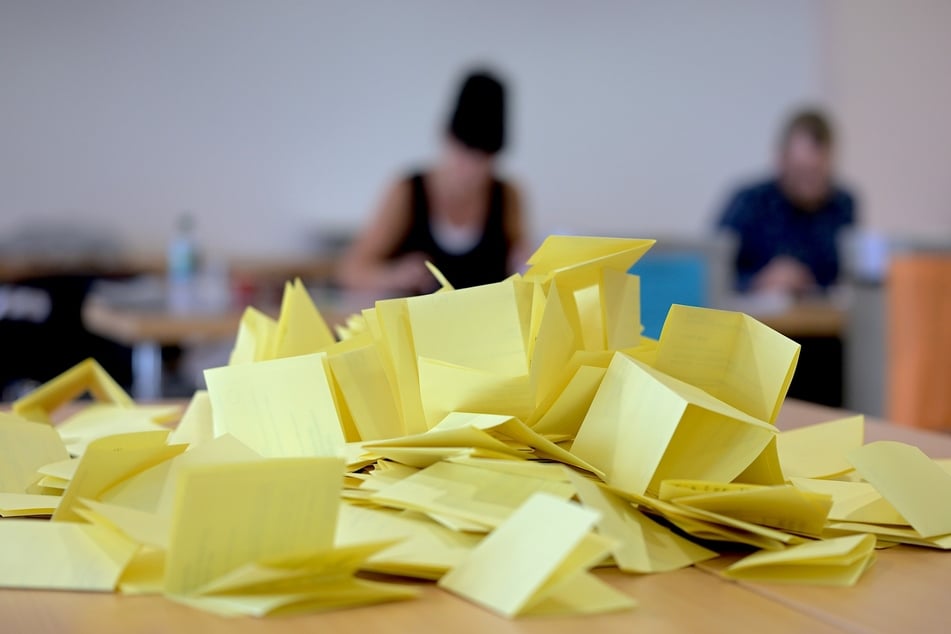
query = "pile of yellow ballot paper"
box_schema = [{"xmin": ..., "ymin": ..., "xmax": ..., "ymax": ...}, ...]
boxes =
[{"xmin": 2, "ymin": 236, "xmax": 950, "ymax": 619}]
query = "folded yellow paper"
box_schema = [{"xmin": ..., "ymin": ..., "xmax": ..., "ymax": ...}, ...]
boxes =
[{"xmin": 724, "ymin": 533, "xmax": 876, "ymax": 586}]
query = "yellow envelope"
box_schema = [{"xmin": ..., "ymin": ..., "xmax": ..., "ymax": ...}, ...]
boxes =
[
  {"xmin": 204, "ymin": 352, "xmax": 346, "ymax": 458},
  {"xmin": 572, "ymin": 353, "xmax": 776, "ymax": 496},
  {"xmin": 569, "ymin": 472, "xmax": 717, "ymax": 572},
  {"xmin": 439, "ymin": 492, "xmax": 635, "ymax": 618},
  {"xmin": 0, "ymin": 520, "xmax": 137, "ymax": 591},
  {"xmin": 654, "ymin": 305, "xmax": 800, "ymax": 423},
  {"xmin": 777, "ymin": 416, "xmax": 864, "ymax": 479},
  {"xmin": 164, "ymin": 457, "xmax": 344, "ymax": 595},
  {"xmin": 12, "ymin": 358, "xmax": 133, "ymax": 423},
  {"xmin": 0, "ymin": 414, "xmax": 69, "ymax": 493},
  {"xmin": 848, "ymin": 441, "xmax": 951, "ymax": 538},
  {"xmin": 724, "ymin": 533, "xmax": 876, "ymax": 586}
]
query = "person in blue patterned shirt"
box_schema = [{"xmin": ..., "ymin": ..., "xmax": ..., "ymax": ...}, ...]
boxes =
[{"xmin": 718, "ymin": 109, "xmax": 857, "ymax": 294}]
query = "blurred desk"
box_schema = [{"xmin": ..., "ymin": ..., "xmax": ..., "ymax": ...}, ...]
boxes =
[
  {"xmin": 3, "ymin": 400, "xmax": 950, "ymax": 633},
  {"xmin": 82, "ymin": 282, "xmax": 363, "ymax": 400},
  {"xmin": 753, "ymin": 302, "xmax": 846, "ymax": 338}
]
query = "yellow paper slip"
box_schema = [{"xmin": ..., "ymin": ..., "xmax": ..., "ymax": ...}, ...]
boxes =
[
  {"xmin": 166, "ymin": 390, "xmax": 214, "ymax": 447},
  {"xmin": 568, "ymin": 472, "xmax": 717, "ymax": 573},
  {"xmin": 439, "ymin": 492, "xmax": 635, "ymax": 618},
  {"xmin": 523, "ymin": 236, "xmax": 654, "ymax": 288},
  {"xmin": 0, "ymin": 520, "xmax": 137, "ymax": 591},
  {"xmin": 848, "ymin": 441, "xmax": 951, "ymax": 538},
  {"xmin": 118, "ymin": 546, "xmax": 166, "ymax": 595},
  {"xmin": 272, "ymin": 278, "xmax": 335, "ymax": 359},
  {"xmin": 601, "ymin": 267, "xmax": 642, "ymax": 351},
  {"xmin": 791, "ymin": 478, "xmax": 907, "ymax": 525},
  {"xmin": 12, "ymin": 358, "xmax": 134, "ymax": 422},
  {"xmin": 36, "ymin": 456, "xmax": 81, "ymax": 481},
  {"xmin": 529, "ymin": 365, "xmax": 606, "ymax": 438},
  {"xmin": 673, "ymin": 485, "xmax": 833, "ymax": 537},
  {"xmin": 164, "ymin": 456, "xmax": 344, "ymax": 595},
  {"xmin": 367, "ymin": 412, "xmax": 602, "ymax": 477},
  {"xmin": 327, "ymin": 341, "xmax": 404, "ymax": 441},
  {"xmin": 777, "ymin": 415, "xmax": 864, "ymax": 479},
  {"xmin": 55, "ymin": 404, "xmax": 179, "ymax": 456},
  {"xmin": 173, "ymin": 578, "xmax": 416, "ymax": 618},
  {"xmin": 0, "ymin": 492, "xmax": 61, "ymax": 516},
  {"xmin": 76, "ymin": 498, "xmax": 171, "ymax": 549},
  {"xmin": 370, "ymin": 460, "xmax": 575, "ymax": 529},
  {"xmin": 369, "ymin": 446, "xmax": 520, "ymax": 469},
  {"xmin": 654, "ymin": 304, "xmax": 800, "ymax": 424},
  {"xmin": 724, "ymin": 534, "xmax": 876, "ymax": 586},
  {"xmin": 53, "ymin": 430, "xmax": 185, "ymax": 522},
  {"xmin": 824, "ymin": 522, "xmax": 951, "ymax": 550},
  {"xmin": 204, "ymin": 352, "xmax": 346, "ymax": 458},
  {"xmin": 336, "ymin": 504, "xmax": 481, "ymax": 579},
  {"xmin": 406, "ymin": 277, "xmax": 532, "ymax": 376},
  {"xmin": 0, "ymin": 415, "xmax": 69, "ymax": 493},
  {"xmin": 572, "ymin": 352, "xmax": 776, "ymax": 496},
  {"xmin": 229, "ymin": 306, "xmax": 278, "ymax": 365},
  {"xmin": 658, "ymin": 479, "xmax": 762, "ymax": 501},
  {"xmin": 529, "ymin": 281, "xmax": 580, "ymax": 406}
]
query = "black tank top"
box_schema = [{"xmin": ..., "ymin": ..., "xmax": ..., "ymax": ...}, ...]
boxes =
[{"xmin": 392, "ymin": 172, "xmax": 510, "ymax": 289}]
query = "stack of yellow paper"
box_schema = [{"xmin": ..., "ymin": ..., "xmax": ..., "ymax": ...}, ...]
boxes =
[{"xmin": 1, "ymin": 235, "xmax": 948, "ymax": 620}]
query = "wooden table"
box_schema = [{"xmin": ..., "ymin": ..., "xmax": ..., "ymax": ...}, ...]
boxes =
[
  {"xmin": 2, "ymin": 400, "xmax": 949, "ymax": 633},
  {"xmin": 754, "ymin": 302, "xmax": 846, "ymax": 339}
]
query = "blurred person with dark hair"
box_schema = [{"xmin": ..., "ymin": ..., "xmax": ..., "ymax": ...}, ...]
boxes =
[
  {"xmin": 338, "ymin": 70, "xmax": 526, "ymax": 294},
  {"xmin": 718, "ymin": 109, "xmax": 857, "ymax": 294}
]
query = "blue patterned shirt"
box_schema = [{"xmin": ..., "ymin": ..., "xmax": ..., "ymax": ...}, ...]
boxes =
[{"xmin": 717, "ymin": 179, "xmax": 856, "ymax": 292}]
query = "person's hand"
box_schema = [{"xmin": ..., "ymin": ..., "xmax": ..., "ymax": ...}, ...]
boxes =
[
  {"xmin": 384, "ymin": 252, "xmax": 438, "ymax": 294},
  {"xmin": 751, "ymin": 256, "xmax": 816, "ymax": 295}
]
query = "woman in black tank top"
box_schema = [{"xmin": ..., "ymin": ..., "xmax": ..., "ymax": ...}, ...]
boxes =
[{"xmin": 338, "ymin": 70, "xmax": 527, "ymax": 294}]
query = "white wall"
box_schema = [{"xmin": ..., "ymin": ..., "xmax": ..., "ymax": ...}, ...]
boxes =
[
  {"xmin": 0, "ymin": 1, "xmax": 826, "ymax": 257},
  {"xmin": 826, "ymin": 0, "xmax": 951, "ymax": 237}
]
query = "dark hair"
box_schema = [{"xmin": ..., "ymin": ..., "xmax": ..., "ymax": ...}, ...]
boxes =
[
  {"xmin": 781, "ymin": 109, "xmax": 834, "ymax": 149},
  {"xmin": 448, "ymin": 70, "xmax": 506, "ymax": 154}
]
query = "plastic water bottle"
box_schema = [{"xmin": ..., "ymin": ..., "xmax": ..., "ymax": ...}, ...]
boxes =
[{"xmin": 168, "ymin": 212, "xmax": 198, "ymax": 313}]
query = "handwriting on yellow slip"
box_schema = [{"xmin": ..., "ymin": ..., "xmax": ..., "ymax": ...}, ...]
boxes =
[
  {"xmin": 439, "ymin": 492, "xmax": 635, "ymax": 618},
  {"xmin": 12, "ymin": 358, "xmax": 134, "ymax": 423},
  {"xmin": 167, "ymin": 390, "xmax": 213, "ymax": 447},
  {"xmin": 0, "ymin": 493, "xmax": 61, "ymax": 517},
  {"xmin": 568, "ymin": 472, "xmax": 717, "ymax": 572},
  {"xmin": 0, "ymin": 520, "xmax": 137, "ymax": 591},
  {"xmin": 571, "ymin": 352, "xmax": 775, "ymax": 496},
  {"xmin": 673, "ymin": 484, "xmax": 833, "ymax": 537},
  {"xmin": 654, "ymin": 305, "xmax": 800, "ymax": 424},
  {"xmin": 371, "ymin": 460, "xmax": 575, "ymax": 529},
  {"xmin": 271, "ymin": 278, "xmax": 335, "ymax": 359},
  {"xmin": 335, "ymin": 504, "xmax": 481, "ymax": 580},
  {"xmin": 725, "ymin": 533, "xmax": 876, "ymax": 586},
  {"xmin": 164, "ymin": 457, "xmax": 344, "ymax": 595},
  {"xmin": 848, "ymin": 441, "xmax": 951, "ymax": 538},
  {"xmin": 777, "ymin": 415, "xmax": 864, "ymax": 479},
  {"xmin": 53, "ymin": 431, "xmax": 185, "ymax": 522},
  {"xmin": 204, "ymin": 352, "xmax": 346, "ymax": 458},
  {"xmin": 0, "ymin": 414, "xmax": 68, "ymax": 493}
]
